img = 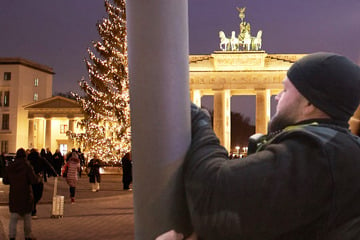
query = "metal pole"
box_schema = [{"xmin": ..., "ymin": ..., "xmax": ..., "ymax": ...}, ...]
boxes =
[{"xmin": 127, "ymin": 0, "xmax": 192, "ymax": 239}]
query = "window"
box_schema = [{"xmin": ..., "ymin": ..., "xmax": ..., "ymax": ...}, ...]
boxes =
[
  {"xmin": 4, "ymin": 72, "xmax": 11, "ymax": 81},
  {"xmin": 34, "ymin": 78, "xmax": 39, "ymax": 87},
  {"xmin": 33, "ymin": 93, "xmax": 38, "ymax": 101},
  {"xmin": 0, "ymin": 92, "xmax": 2, "ymax": 106},
  {"xmin": 2, "ymin": 114, "xmax": 9, "ymax": 130},
  {"xmin": 1, "ymin": 141, "xmax": 8, "ymax": 153},
  {"xmin": 60, "ymin": 144, "xmax": 67, "ymax": 156},
  {"xmin": 60, "ymin": 124, "xmax": 68, "ymax": 134},
  {"xmin": 3, "ymin": 91, "xmax": 9, "ymax": 107}
]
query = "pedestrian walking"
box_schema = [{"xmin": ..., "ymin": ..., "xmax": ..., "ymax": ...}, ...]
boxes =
[
  {"xmin": 87, "ymin": 154, "xmax": 102, "ymax": 192},
  {"xmin": 3, "ymin": 148, "xmax": 41, "ymax": 240},
  {"xmin": 39, "ymin": 149, "xmax": 48, "ymax": 182},
  {"xmin": 52, "ymin": 149, "xmax": 64, "ymax": 176},
  {"xmin": 28, "ymin": 148, "xmax": 57, "ymax": 218},
  {"xmin": 0, "ymin": 152, "xmax": 5, "ymax": 178},
  {"xmin": 77, "ymin": 148, "xmax": 85, "ymax": 178},
  {"xmin": 121, "ymin": 152, "xmax": 132, "ymax": 190},
  {"xmin": 65, "ymin": 152, "xmax": 81, "ymax": 203},
  {"xmin": 45, "ymin": 148, "xmax": 54, "ymax": 177}
]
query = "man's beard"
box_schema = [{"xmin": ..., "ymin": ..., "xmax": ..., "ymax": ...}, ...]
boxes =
[{"xmin": 268, "ymin": 112, "xmax": 297, "ymax": 133}]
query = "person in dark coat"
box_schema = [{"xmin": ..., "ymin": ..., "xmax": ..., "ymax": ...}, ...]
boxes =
[
  {"xmin": 52, "ymin": 149, "xmax": 64, "ymax": 175},
  {"xmin": 87, "ymin": 154, "xmax": 102, "ymax": 192},
  {"xmin": 0, "ymin": 152, "xmax": 5, "ymax": 178},
  {"xmin": 77, "ymin": 148, "xmax": 85, "ymax": 178},
  {"xmin": 3, "ymin": 148, "xmax": 41, "ymax": 240},
  {"xmin": 121, "ymin": 152, "xmax": 132, "ymax": 190},
  {"xmin": 162, "ymin": 52, "xmax": 360, "ymax": 239},
  {"xmin": 45, "ymin": 147, "xmax": 54, "ymax": 177},
  {"xmin": 27, "ymin": 148, "xmax": 57, "ymax": 218},
  {"xmin": 40, "ymin": 148, "xmax": 55, "ymax": 182}
]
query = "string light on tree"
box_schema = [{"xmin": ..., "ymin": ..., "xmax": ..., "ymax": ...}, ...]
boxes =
[{"xmin": 68, "ymin": 0, "xmax": 130, "ymax": 162}]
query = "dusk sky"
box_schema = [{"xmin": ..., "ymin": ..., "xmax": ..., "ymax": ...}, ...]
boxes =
[{"xmin": 1, "ymin": 0, "xmax": 360, "ymax": 122}]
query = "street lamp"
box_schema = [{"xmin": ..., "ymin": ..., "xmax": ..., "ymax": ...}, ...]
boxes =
[
  {"xmin": 242, "ymin": 147, "xmax": 248, "ymax": 153},
  {"xmin": 235, "ymin": 146, "xmax": 240, "ymax": 156}
]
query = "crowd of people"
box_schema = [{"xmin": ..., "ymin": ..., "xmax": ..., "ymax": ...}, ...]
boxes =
[{"xmin": 1, "ymin": 148, "xmax": 132, "ymax": 240}]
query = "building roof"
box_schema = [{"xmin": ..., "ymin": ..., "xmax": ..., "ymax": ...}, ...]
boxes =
[
  {"xmin": 0, "ymin": 57, "xmax": 55, "ymax": 74},
  {"xmin": 24, "ymin": 96, "xmax": 83, "ymax": 118},
  {"xmin": 24, "ymin": 96, "xmax": 80, "ymax": 109}
]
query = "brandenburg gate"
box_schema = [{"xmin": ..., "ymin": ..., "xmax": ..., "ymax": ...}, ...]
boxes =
[{"xmin": 188, "ymin": 6, "xmax": 306, "ymax": 152}]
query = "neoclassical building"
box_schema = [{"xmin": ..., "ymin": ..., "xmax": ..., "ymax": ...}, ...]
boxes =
[
  {"xmin": 24, "ymin": 96, "xmax": 83, "ymax": 155},
  {"xmin": 0, "ymin": 58, "xmax": 84, "ymax": 154},
  {"xmin": 0, "ymin": 58, "xmax": 53, "ymax": 153}
]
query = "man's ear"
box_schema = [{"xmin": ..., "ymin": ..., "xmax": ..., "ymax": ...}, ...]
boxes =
[
  {"xmin": 304, "ymin": 101, "xmax": 313, "ymax": 111},
  {"xmin": 304, "ymin": 101, "xmax": 330, "ymax": 119}
]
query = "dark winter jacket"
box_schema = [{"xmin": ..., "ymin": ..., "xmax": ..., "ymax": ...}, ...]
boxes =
[
  {"xmin": 28, "ymin": 150, "xmax": 57, "ymax": 176},
  {"xmin": 121, "ymin": 153, "xmax": 132, "ymax": 184},
  {"xmin": 184, "ymin": 104, "xmax": 360, "ymax": 240},
  {"xmin": 88, "ymin": 158, "xmax": 101, "ymax": 183},
  {"xmin": 53, "ymin": 151, "xmax": 64, "ymax": 174},
  {"xmin": 2, "ymin": 157, "xmax": 41, "ymax": 214}
]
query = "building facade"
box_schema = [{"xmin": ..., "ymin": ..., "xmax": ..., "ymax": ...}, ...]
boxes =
[
  {"xmin": 1, "ymin": 56, "xmax": 359, "ymax": 155},
  {"xmin": 24, "ymin": 96, "xmax": 84, "ymax": 156},
  {"xmin": 0, "ymin": 58, "xmax": 53, "ymax": 153}
]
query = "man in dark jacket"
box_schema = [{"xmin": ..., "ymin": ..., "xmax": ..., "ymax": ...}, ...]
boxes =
[
  {"xmin": 87, "ymin": 154, "xmax": 102, "ymax": 192},
  {"xmin": 3, "ymin": 148, "xmax": 41, "ymax": 240},
  {"xmin": 27, "ymin": 148, "xmax": 57, "ymax": 218},
  {"xmin": 159, "ymin": 52, "xmax": 360, "ymax": 240},
  {"xmin": 52, "ymin": 149, "xmax": 64, "ymax": 175},
  {"xmin": 121, "ymin": 152, "xmax": 133, "ymax": 190}
]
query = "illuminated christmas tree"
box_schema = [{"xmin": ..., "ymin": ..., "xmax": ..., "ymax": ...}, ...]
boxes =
[{"xmin": 68, "ymin": 0, "xmax": 130, "ymax": 162}]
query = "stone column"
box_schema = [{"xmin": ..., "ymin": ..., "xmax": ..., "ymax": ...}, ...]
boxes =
[
  {"xmin": 28, "ymin": 119, "xmax": 34, "ymax": 149},
  {"xmin": 190, "ymin": 89, "xmax": 202, "ymax": 107},
  {"xmin": 213, "ymin": 90, "xmax": 231, "ymax": 152},
  {"xmin": 45, "ymin": 119, "xmax": 52, "ymax": 149},
  {"xmin": 127, "ymin": 0, "xmax": 192, "ymax": 239},
  {"xmin": 37, "ymin": 119, "xmax": 45, "ymax": 150},
  {"xmin": 255, "ymin": 89, "xmax": 271, "ymax": 134},
  {"xmin": 69, "ymin": 119, "xmax": 75, "ymax": 132}
]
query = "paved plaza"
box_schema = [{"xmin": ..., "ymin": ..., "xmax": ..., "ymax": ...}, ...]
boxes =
[{"xmin": 0, "ymin": 174, "xmax": 134, "ymax": 240}]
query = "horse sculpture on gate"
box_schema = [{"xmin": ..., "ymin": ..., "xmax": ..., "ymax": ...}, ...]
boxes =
[
  {"xmin": 230, "ymin": 31, "xmax": 240, "ymax": 51},
  {"xmin": 243, "ymin": 32, "xmax": 252, "ymax": 51},
  {"xmin": 218, "ymin": 6, "xmax": 264, "ymax": 52},
  {"xmin": 253, "ymin": 30, "xmax": 262, "ymax": 50},
  {"xmin": 219, "ymin": 29, "xmax": 262, "ymax": 51},
  {"xmin": 219, "ymin": 31, "xmax": 230, "ymax": 51}
]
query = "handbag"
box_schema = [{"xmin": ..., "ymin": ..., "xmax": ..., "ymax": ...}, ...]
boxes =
[
  {"xmin": 62, "ymin": 164, "xmax": 68, "ymax": 178},
  {"xmin": 87, "ymin": 168, "xmax": 94, "ymax": 177}
]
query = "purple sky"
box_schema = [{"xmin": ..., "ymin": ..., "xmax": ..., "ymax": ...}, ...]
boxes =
[{"xmin": 1, "ymin": 0, "xmax": 360, "ymax": 122}]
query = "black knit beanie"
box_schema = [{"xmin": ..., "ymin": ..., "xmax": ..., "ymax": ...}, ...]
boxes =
[{"xmin": 287, "ymin": 52, "xmax": 360, "ymax": 122}]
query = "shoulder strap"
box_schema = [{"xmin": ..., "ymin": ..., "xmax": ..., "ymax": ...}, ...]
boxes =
[{"xmin": 252, "ymin": 122, "xmax": 320, "ymax": 153}]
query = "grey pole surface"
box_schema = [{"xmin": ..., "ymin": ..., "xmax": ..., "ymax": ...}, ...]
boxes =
[{"xmin": 127, "ymin": 0, "xmax": 192, "ymax": 239}]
